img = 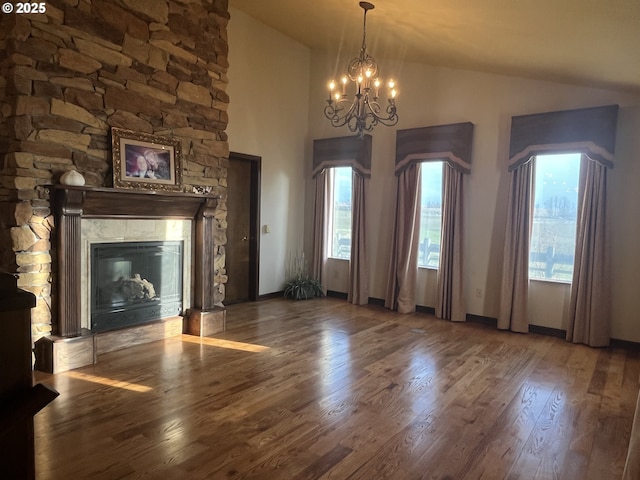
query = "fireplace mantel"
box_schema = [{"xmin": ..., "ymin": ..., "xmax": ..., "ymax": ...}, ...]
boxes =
[
  {"xmin": 34, "ymin": 186, "xmax": 225, "ymax": 373},
  {"xmin": 53, "ymin": 185, "xmax": 220, "ymax": 337},
  {"xmin": 53, "ymin": 185, "xmax": 219, "ymax": 221}
]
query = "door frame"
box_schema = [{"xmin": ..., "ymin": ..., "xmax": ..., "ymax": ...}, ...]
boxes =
[{"xmin": 228, "ymin": 151, "xmax": 261, "ymax": 302}]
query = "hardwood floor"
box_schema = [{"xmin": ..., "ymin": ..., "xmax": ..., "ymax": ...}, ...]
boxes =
[{"xmin": 33, "ymin": 297, "xmax": 639, "ymax": 479}]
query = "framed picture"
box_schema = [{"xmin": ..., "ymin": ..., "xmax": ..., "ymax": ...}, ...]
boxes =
[{"xmin": 111, "ymin": 128, "xmax": 183, "ymax": 191}]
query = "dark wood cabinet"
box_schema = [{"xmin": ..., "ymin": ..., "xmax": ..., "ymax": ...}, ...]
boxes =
[{"xmin": 0, "ymin": 273, "xmax": 58, "ymax": 479}]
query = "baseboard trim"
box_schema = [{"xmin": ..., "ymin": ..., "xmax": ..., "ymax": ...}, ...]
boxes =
[
  {"xmin": 416, "ymin": 305, "xmax": 435, "ymax": 315},
  {"xmin": 528, "ymin": 324, "xmax": 565, "ymax": 338},
  {"xmin": 367, "ymin": 297, "xmax": 385, "ymax": 307},
  {"xmin": 258, "ymin": 291, "xmax": 284, "ymax": 301},
  {"xmin": 611, "ymin": 338, "xmax": 640, "ymax": 351},
  {"xmin": 467, "ymin": 315, "xmax": 567, "ymax": 339},
  {"xmin": 327, "ymin": 290, "xmax": 348, "ymax": 300},
  {"xmin": 467, "ymin": 314, "xmax": 497, "ymax": 327}
]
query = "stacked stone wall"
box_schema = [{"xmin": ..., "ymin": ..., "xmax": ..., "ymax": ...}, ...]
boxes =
[{"xmin": 0, "ymin": 0, "xmax": 230, "ymax": 343}]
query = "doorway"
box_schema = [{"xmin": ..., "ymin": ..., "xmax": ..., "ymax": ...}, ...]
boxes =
[{"xmin": 225, "ymin": 152, "xmax": 260, "ymax": 303}]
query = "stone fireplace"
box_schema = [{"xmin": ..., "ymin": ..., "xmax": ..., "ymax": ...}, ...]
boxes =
[{"xmin": 0, "ymin": 0, "xmax": 231, "ymax": 366}]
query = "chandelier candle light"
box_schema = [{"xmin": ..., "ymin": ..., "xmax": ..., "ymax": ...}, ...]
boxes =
[{"xmin": 325, "ymin": 1, "xmax": 398, "ymax": 137}]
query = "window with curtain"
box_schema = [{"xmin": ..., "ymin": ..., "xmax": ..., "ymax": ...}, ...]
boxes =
[
  {"xmin": 328, "ymin": 166, "xmax": 352, "ymax": 260},
  {"xmin": 499, "ymin": 105, "xmax": 616, "ymax": 342},
  {"xmin": 529, "ymin": 153, "xmax": 581, "ymax": 282},
  {"xmin": 418, "ymin": 161, "xmax": 443, "ymax": 269}
]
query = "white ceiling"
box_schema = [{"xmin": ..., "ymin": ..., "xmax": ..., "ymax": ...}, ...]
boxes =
[{"xmin": 228, "ymin": 0, "xmax": 640, "ymax": 94}]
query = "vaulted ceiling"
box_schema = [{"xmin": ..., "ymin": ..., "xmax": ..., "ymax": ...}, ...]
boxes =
[{"xmin": 229, "ymin": 0, "xmax": 640, "ymax": 94}]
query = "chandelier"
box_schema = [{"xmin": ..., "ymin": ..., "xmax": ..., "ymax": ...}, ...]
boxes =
[{"xmin": 324, "ymin": 1, "xmax": 398, "ymax": 138}]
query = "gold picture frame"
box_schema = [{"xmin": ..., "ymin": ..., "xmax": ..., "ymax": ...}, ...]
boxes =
[{"xmin": 111, "ymin": 128, "xmax": 183, "ymax": 191}]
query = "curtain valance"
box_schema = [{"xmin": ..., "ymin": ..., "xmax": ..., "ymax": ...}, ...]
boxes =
[
  {"xmin": 312, "ymin": 134, "xmax": 372, "ymax": 178},
  {"xmin": 508, "ymin": 104, "xmax": 618, "ymax": 171},
  {"xmin": 395, "ymin": 122, "xmax": 474, "ymax": 175}
]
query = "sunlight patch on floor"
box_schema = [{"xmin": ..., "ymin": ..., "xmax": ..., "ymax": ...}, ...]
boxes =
[
  {"xmin": 181, "ymin": 334, "xmax": 270, "ymax": 352},
  {"xmin": 65, "ymin": 371, "xmax": 153, "ymax": 392}
]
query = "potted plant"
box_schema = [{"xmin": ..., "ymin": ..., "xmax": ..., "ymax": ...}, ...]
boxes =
[{"xmin": 283, "ymin": 252, "xmax": 323, "ymax": 300}]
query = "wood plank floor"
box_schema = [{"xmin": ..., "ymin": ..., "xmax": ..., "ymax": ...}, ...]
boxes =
[{"xmin": 33, "ymin": 297, "xmax": 640, "ymax": 479}]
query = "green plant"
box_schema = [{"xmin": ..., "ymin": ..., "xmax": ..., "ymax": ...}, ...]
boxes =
[
  {"xmin": 284, "ymin": 276, "xmax": 324, "ymax": 300},
  {"xmin": 283, "ymin": 251, "xmax": 324, "ymax": 300}
]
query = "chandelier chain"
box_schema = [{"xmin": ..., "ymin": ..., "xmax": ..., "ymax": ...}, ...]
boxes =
[{"xmin": 360, "ymin": 8, "xmax": 367, "ymax": 61}]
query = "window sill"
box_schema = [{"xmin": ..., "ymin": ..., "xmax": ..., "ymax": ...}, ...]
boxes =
[
  {"xmin": 418, "ymin": 265, "xmax": 438, "ymax": 271},
  {"xmin": 529, "ymin": 277, "xmax": 572, "ymax": 286}
]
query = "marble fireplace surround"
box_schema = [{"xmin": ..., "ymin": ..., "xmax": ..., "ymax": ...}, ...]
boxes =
[{"xmin": 34, "ymin": 186, "xmax": 225, "ymax": 373}]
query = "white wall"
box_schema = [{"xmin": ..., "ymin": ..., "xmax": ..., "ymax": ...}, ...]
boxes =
[
  {"xmin": 610, "ymin": 106, "xmax": 640, "ymax": 341},
  {"xmin": 307, "ymin": 50, "xmax": 640, "ymax": 341},
  {"xmin": 226, "ymin": 8, "xmax": 310, "ymax": 295}
]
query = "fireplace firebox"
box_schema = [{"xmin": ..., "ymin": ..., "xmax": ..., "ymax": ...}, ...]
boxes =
[{"xmin": 91, "ymin": 241, "xmax": 183, "ymax": 332}]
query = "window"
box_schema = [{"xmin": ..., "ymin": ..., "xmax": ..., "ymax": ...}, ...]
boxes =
[
  {"xmin": 328, "ymin": 167, "xmax": 352, "ymax": 259},
  {"xmin": 418, "ymin": 161, "xmax": 443, "ymax": 268},
  {"xmin": 529, "ymin": 153, "xmax": 581, "ymax": 282}
]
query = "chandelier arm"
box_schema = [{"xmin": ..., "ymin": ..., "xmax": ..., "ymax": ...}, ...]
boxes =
[
  {"xmin": 363, "ymin": 98, "xmax": 398, "ymax": 127},
  {"xmin": 376, "ymin": 104, "xmax": 398, "ymax": 126},
  {"xmin": 324, "ymin": 97, "xmax": 362, "ymax": 129}
]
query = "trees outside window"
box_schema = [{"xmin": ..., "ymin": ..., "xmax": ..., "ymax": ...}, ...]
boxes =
[
  {"xmin": 328, "ymin": 167, "xmax": 352, "ymax": 260},
  {"xmin": 418, "ymin": 161, "xmax": 443, "ymax": 268},
  {"xmin": 529, "ymin": 153, "xmax": 581, "ymax": 282}
]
